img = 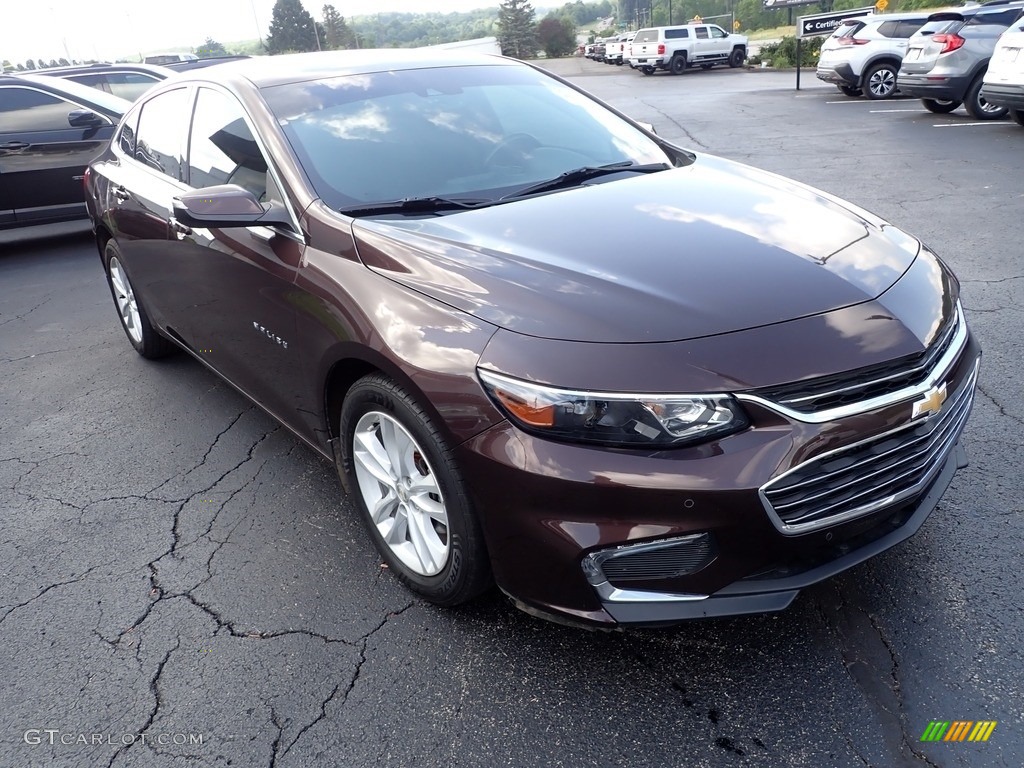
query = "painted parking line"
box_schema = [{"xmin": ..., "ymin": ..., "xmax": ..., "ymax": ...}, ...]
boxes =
[
  {"xmin": 933, "ymin": 122, "xmax": 1006, "ymax": 127},
  {"xmin": 870, "ymin": 109, "xmax": 922, "ymax": 113},
  {"xmin": 825, "ymin": 100, "xmax": 871, "ymax": 104}
]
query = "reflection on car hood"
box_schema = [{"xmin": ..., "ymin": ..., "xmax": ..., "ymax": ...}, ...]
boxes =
[{"xmin": 353, "ymin": 154, "xmax": 919, "ymax": 343}]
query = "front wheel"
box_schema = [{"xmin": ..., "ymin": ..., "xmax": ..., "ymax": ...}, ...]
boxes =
[
  {"xmin": 340, "ymin": 374, "xmax": 491, "ymax": 606},
  {"xmin": 864, "ymin": 62, "xmax": 898, "ymax": 100},
  {"xmin": 728, "ymin": 48, "xmax": 745, "ymax": 68},
  {"xmin": 964, "ymin": 76, "xmax": 1008, "ymax": 120},
  {"xmin": 670, "ymin": 54, "xmax": 687, "ymax": 75},
  {"xmin": 922, "ymin": 98, "xmax": 961, "ymax": 114},
  {"xmin": 103, "ymin": 240, "xmax": 176, "ymax": 359}
]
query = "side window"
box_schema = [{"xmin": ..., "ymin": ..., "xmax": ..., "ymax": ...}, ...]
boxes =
[
  {"xmin": 107, "ymin": 73, "xmax": 161, "ymax": 101},
  {"xmin": 710, "ymin": 26, "xmax": 727, "ymax": 39},
  {"xmin": 118, "ymin": 106, "xmax": 141, "ymax": 155},
  {"xmin": 665, "ymin": 28, "xmax": 689, "ymax": 39},
  {"xmin": 134, "ymin": 88, "xmax": 188, "ymax": 180},
  {"xmin": 895, "ymin": 20, "xmax": 926, "ymax": 38},
  {"xmin": 66, "ymin": 74, "xmax": 110, "ymax": 94},
  {"xmin": 695, "ymin": 27, "xmax": 710, "ymax": 40},
  {"xmin": 877, "ymin": 21, "xmax": 899, "ymax": 38},
  {"xmin": 187, "ymin": 87, "xmax": 274, "ymax": 203},
  {"xmin": 963, "ymin": 9, "xmax": 1022, "ymax": 34},
  {"xmin": 0, "ymin": 87, "xmax": 78, "ymax": 133}
]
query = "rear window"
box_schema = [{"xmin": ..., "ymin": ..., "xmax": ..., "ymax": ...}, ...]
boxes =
[
  {"xmin": 834, "ymin": 21, "xmax": 866, "ymax": 38},
  {"xmin": 962, "ymin": 8, "xmax": 1024, "ymax": 33},
  {"xmin": 634, "ymin": 29, "xmax": 658, "ymax": 43}
]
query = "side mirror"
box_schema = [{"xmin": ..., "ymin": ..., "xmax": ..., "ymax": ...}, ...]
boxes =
[
  {"xmin": 172, "ymin": 184, "xmax": 294, "ymax": 230},
  {"xmin": 68, "ymin": 109, "xmax": 105, "ymax": 128}
]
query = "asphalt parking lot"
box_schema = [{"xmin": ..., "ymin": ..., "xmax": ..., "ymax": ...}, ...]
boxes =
[{"xmin": 2, "ymin": 62, "xmax": 1022, "ymax": 767}]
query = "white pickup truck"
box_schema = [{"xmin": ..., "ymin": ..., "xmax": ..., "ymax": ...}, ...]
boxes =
[{"xmin": 627, "ymin": 24, "xmax": 748, "ymax": 75}]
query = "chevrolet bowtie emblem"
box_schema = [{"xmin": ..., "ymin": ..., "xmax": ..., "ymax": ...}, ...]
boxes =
[{"xmin": 912, "ymin": 383, "xmax": 948, "ymax": 419}]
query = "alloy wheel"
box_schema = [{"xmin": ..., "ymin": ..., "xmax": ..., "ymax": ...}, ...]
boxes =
[
  {"xmin": 108, "ymin": 256, "xmax": 142, "ymax": 344},
  {"xmin": 868, "ymin": 68, "xmax": 896, "ymax": 98},
  {"xmin": 352, "ymin": 411, "xmax": 450, "ymax": 576}
]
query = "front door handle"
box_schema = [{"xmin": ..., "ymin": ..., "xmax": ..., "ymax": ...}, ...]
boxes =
[{"xmin": 0, "ymin": 141, "xmax": 29, "ymax": 150}]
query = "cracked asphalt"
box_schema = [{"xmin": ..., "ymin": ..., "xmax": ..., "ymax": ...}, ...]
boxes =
[{"xmin": 2, "ymin": 63, "xmax": 1022, "ymax": 768}]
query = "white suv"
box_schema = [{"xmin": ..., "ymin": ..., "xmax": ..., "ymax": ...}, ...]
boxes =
[
  {"xmin": 982, "ymin": 12, "xmax": 1024, "ymax": 125},
  {"xmin": 627, "ymin": 24, "xmax": 747, "ymax": 75},
  {"xmin": 817, "ymin": 12, "xmax": 933, "ymax": 99}
]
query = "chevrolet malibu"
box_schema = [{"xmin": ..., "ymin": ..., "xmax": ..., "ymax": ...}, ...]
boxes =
[{"xmin": 85, "ymin": 51, "xmax": 980, "ymax": 627}]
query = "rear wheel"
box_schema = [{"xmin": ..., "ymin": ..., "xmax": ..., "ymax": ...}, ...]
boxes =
[
  {"xmin": 728, "ymin": 48, "xmax": 745, "ymax": 68},
  {"xmin": 964, "ymin": 75, "xmax": 1008, "ymax": 120},
  {"xmin": 921, "ymin": 98, "xmax": 961, "ymax": 114},
  {"xmin": 340, "ymin": 374, "xmax": 491, "ymax": 606},
  {"xmin": 103, "ymin": 240, "xmax": 176, "ymax": 359},
  {"xmin": 864, "ymin": 62, "xmax": 898, "ymax": 100},
  {"xmin": 838, "ymin": 85, "xmax": 863, "ymax": 97},
  {"xmin": 670, "ymin": 53, "xmax": 687, "ymax": 75},
  {"xmin": 1011, "ymin": 109, "xmax": 1024, "ymax": 127}
]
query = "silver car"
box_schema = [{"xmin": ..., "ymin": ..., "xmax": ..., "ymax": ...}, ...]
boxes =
[{"xmin": 899, "ymin": 3, "xmax": 1024, "ymax": 118}]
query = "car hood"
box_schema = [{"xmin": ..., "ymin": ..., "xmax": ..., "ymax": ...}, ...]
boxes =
[{"xmin": 352, "ymin": 154, "xmax": 920, "ymax": 343}]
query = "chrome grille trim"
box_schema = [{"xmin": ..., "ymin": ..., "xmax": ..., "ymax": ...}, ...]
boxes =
[
  {"xmin": 759, "ymin": 358, "xmax": 978, "ymax": 535},
  {"xmin": 737, "ymin": 302, "xmax": 967, "ymax": 425}
]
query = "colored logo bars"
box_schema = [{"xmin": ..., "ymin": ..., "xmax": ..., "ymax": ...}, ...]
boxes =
[{"xmin": 920, "ymin": 721, "xmax": 997, "ymax": 742}]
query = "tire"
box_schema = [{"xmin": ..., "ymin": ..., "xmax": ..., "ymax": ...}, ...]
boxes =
[
  {"xmin": 728, "ymin": 48, "xmax": 745, "ymax": 68},
  {"xmin": 922, "ymin": 98, "xmax": 961, "ymax": 114},
  {"xmin": 1011, "ymin": 109, "xmax": 1024, "ymax": 127},
  {"xmin": 863, "ymin": 62, "xmax": 898, "ymax": 100},
  {"xmin": 838, "ymin": 85, "xmax": 863, "ymax": 97},
  {"xmin": 103, "ymin": 240, "xmax": 176, "ymax": 359},
  {"xmin": 640, "ymin": 66, "xmax": 655, "ymax": 76},
  {"xmin": 670, "ymin": 53, "xmax": 687, "ymax": 75},
  {"xmin": 339, "ymin": 374, "xmax": 491, "ymax": 606},
  {"xmin": 964, "ymin": 75, "xmax": 1009, "ymax": 120}
]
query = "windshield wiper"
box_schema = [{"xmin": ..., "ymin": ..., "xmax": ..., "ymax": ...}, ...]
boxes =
[
  {"xmin": 501, "ymin": 162, "xmax": 671, "ymax": 200},
  {"xmin": 339, "ymin": 196, "xmax": 494, "ymax": 217}
]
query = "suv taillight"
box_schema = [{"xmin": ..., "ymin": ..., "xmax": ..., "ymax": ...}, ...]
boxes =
[
  {"xmin": 658, "ymin": 43, "xmax": 665, "ymax": 55},
  {"xmin": 933, "ymin": 33, "xmax": 965, "ymax": 54},
  {"xmin": 836, "ymin": 37, "xmax": 869, "ymax": 46}
]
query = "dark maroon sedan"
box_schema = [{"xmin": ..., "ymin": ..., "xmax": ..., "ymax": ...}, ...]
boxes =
[{"xmin": 85, "ymin": 50, "xmax": 979, "ymax": 627}]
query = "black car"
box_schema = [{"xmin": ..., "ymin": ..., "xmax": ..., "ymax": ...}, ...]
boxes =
[
  {"xmin": 0, "ymin": 74, "xmax": 128, "ymax": 230},
  {"xmin": 37, "ymin": 62, "xmax": 171, "ymax": 101}
]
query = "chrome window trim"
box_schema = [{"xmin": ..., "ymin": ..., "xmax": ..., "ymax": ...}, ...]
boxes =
[
  {"xmin": 0, "ymin": 84, "xmax": 115, "ymax": 128},
  {"xmin": 758, "ymin": 357, "xmax": 979, "ymax": 536},
  {"xmin": 737, "ymin": 301, "xmax": 968, "ymax": 425}
]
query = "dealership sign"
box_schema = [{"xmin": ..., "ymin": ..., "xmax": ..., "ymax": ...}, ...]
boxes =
[{"xmin": 797, "ymin": 7, "xmax": 875, "ymax": 38}]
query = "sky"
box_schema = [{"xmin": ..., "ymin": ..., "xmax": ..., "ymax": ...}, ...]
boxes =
[{"xmin": 0, "ymin": 0, "xmax": 498, "ymax": 65}]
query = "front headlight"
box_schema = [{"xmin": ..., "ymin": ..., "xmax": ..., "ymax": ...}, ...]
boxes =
[{"xmin": 478, "ymin": 369, "xmax": 749, "ymax": 448}]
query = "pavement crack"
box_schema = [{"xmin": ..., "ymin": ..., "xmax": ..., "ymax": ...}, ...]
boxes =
[
  {"xmin": 281, "ymin": 684, "xmax": 341, "ymax": 757},
  {"xmin": 0, "ymin": 566, "xmax": 100, "ymax": 626},
  {"xmin": 268, "ymin": 706, "xmax": 285, "ymax": 768},
  {"xmin": 638, "ymin": 98, "xmax": 708, "ymax": 149},
  {"xmin": 975, "ymin": 383, "xmax": 1024, "ymax": 429}
]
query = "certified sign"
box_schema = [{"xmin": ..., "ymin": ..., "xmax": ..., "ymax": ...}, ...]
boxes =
[{"xmin": 798, "ymin": 7, "xmax": 875, "ymax": 38}]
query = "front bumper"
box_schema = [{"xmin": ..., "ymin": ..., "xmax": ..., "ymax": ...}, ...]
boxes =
[{"xmin": 460, "ymin": 330, "xmax": 979, "ymax": 628}]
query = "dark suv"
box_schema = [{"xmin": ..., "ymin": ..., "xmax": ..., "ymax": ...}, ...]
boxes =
[
  {"xmin": 899, "ymin": 0, "xmax": 1024, "ymax": 118},
  {"xmin": 0, "ymin": 74, "xmax": 127, "ymax": 229}
]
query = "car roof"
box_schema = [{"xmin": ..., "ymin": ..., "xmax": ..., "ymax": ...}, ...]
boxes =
[
  {"xmin": 167, "ymin": 49, "xmax": 518, "ymax": 90},
  {"xmin": 30, "ymin": 62, "xmax": 172, "ymax": 77},
  {"xmin": 0, "ymin": 73, "xmax": 130, "ymax": 117}
]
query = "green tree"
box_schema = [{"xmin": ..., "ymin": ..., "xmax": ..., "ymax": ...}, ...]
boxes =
[
  {"xmin": 498, "ymin": 0, "xmax": 537, "ymax": 59},
  {"xmin": 537, "ymin": 15, "xmax": 577, "ymax": 58},
  {"xmin": 196, "ymin": 37, "xmax": 228, "ymax": 57},
  {"xmin": 322, "ymin": 4, "xmax": 357, "ymax": 49},
  {"xmin": 24, "ymin": 59, "xmax": 35, "ymax": 70},
  {"xmin": 266, "ymin": 0, "xmax": 319, "ymax": 54},
  {"xmin": 1, "ymin": 59, "xmax": 11, "ymax": 73}
]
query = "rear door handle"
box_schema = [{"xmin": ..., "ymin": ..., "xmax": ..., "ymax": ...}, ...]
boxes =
[
  {"xmin": 113, "ymin": 186, "xmax": 130, "ymax": 202},
  {"xmin": 0, "ymin": 141, "xmax": 29, "ymax": 150}
]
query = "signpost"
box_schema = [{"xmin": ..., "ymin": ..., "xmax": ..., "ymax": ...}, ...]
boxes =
[{"xmin": 794, "ymin": 7, "xmax": 875, "ymax": 90}]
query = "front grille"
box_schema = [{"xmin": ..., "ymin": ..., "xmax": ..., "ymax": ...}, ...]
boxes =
[
  {"xmin": 761, "ymin": 362, "xmax": 977, "ymax": 534},
  {"xmin": 752, "ymin": 308, "xmax": 961, "ymax": 414},
  {"xmin": 588, "ymin": 533, "xmax": 716, "ymax": 585}
]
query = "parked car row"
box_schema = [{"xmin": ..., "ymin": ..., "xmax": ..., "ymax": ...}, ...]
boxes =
[
  {"xmin": 585, "ymin": 24, "xmax": 748, "ymax": 74},
  {"xmin": 818, "ymin": 1, "xmax": 1024, "ymax": 124}
]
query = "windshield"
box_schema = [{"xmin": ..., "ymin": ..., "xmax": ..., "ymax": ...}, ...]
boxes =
[{"xmin": 262, "ymin": 63, "xmax": 677, "ymax": 209}]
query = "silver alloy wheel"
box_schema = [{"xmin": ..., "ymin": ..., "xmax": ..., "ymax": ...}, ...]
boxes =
[
  {"xmin": 108, "ymin": 256, "xmax": 142, "ymax": 344},
  {"xmin": 978, "ymin": 95, "xmax": 1004, "ymax": 115},
  {"xmin": 868, "ymin": 68, "xmax": 896, "ymax": 98},
  {"xmin": 352, "ymin": 411, "xmax": 450, "ymax": 576}
]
